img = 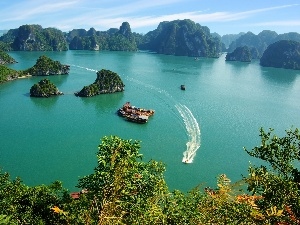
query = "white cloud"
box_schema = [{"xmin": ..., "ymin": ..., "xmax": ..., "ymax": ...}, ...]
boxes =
[{"xmin": 252, "ymin": 20, "xmax": 300, "ymax": 27}]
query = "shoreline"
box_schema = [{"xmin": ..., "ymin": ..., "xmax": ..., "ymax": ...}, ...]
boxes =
[{"xmin": 18, "ymin": 74, "xmax": 32, "ymax": 79}]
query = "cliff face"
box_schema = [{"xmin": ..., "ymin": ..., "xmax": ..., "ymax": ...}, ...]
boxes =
[
  {"xmin": 0, "ymin": 25, "xmax": 68, "ymax": 51},
  {"xmin": 260, "ymin": 40, "xmax": 300, "ymax": 70},
  {"xmin": 138, "ymin": 19, "xmax": 222, "ymax": 57},
  {"xmin": 68, "ymin": 22, "xmax": 137, "ymax": 51},
  {"xmin": 225, "ymin": 46, "xmax": 251, "ymax": 62},
  {"xmin": 228, "ymin": 30, "xmax": 300, "ymax": 59},
  {"xmin": 75, "ymin": 69, "xmax": 125, "ymax": 97}
]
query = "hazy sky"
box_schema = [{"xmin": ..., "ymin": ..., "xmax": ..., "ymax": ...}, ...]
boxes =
[{"xmin": 1, "ymin": 0, "xmax": 300, "ymax": 35}]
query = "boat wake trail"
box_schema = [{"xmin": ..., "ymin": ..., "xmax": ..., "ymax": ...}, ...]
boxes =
[
  {"xmin": 175, "ymin": 104, "xmax": 201, "ymax": 164},
  {"xmin": 71, "ymin": 64, "xmax": 98, "ymax": 72}
]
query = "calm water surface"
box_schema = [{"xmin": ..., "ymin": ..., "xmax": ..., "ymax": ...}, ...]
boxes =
[{"xmin": 1, "ymin": 51, "xmax": 300, "ymax": 192}]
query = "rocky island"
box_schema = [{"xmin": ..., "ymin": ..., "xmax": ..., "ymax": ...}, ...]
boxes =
[
  {"xmin": 260, "ymin": 40, "xmax": 300, "ymax": 70},
  {"xmin": 225, "ymin": 46, "xmax": 252, "ymax": 62},
  {"xmin": 30, "ymin": 78, "xmax": 63, "ymax": 97},
  {"xmin": 24, "ymin": 55, "xmax": 70, "ymax": 76},
  {"xmin": 0, "ymin": 50, "xmax": 17, "ymax": 64},
  {"xmin": 0, "ymin": 25, "xmax": 68, "ymax": 51},
  {"xmin": 0, "ymin": 65, "xmax": 21, "ymax": 84},
  {"xmin": 75, "ymin": 69, "xmax": 125, "ymax": 97}
]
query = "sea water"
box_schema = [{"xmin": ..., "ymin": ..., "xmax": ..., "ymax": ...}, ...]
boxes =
[{"xmin": 1, "ymin": 50, "xmax": 300, "ymax": 192}]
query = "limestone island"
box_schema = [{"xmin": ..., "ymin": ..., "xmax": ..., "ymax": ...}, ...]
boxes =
[
  {"xmin": 260, "ymin": 40, "xmax": 300, "ymax": 70},
  {"xmin": 0, "ymin": 65, "xmax": 22, "ymax": 84},
  {"xmin": 225, "ymin": 46, "xmax": 252, "ymax": 62},
  {"xmin": 0, "ymin": 50, "xmax": 17, "ymax": 64},
  {"xmin": 30, "ymin": 78, "xmax": 63, "ymax": 97},
  {"xmin": 75, "ymin": 69, "xmax": 125, "ymax": 97},
  {"xmin": 24, "ymin": 55, "xmax": 70, "ymax": 76}
]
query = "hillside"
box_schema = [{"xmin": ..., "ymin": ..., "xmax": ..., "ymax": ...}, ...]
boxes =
[
  {"xmin": 228, "ymin": 30, "xmax": 300, "ymax": 59},
  {"xmin": 260, "ymin": 40, "xmax": 300, "ymax": 70},
  {"xmin": 67, "ymin": 22, "xmax": 138, "ymax": 51},
  {"xmin": 139, "ymin": 19, "xmax": 222, "ymax": 57},
  {"xmin": 0, "ymin": 51, "xmax": 17, "ymax": 64},
  {"xmin": 75, "ymin": 69, "xmax": 125, "ymax": 97},
  {"xmin": 0, "ymin": 25, "xmax": 68, "ymax": 51},
  {"xmin": 24, "ymin": 55, "xmax": 70, "ymax": 76},
  {"xmin": 225, "ymin": 46, "xmax": 251, "ymax": 62}
]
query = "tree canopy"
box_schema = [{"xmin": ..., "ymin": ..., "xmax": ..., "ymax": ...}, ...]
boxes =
[{"xmin": 1, "ymin": 128, "xmax": 300, "ymax": 224}]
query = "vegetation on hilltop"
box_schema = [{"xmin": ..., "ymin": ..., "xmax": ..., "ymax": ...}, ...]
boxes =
[
  {"xmin": 75, "ymin": 69, "xmax": 125, "ymax": 97},
  {"xmin": 139, "ymin": 19, "xmax": 222, "ymax": 57},
  {"xmin": 0, "ymin": 50, "xmax": 17, "ymax": 64},
  {"xmin": 225, "ymin": 46, "xmax": 252, "ymax": 62},
  {"xmin": 0, "ymin": 65, "xmax": 21, "ymax": 83},
  {"xmin": 0, "ymin": 25, "xmax": 68, "ymax": 51},
  {"xmin": 68, "ymin": 22, "xmax": 137, "ymax": 51},
  {"xmin": 24, "ymin": 55, "xmax": 70, "ymax": 76},
  {"xmin": 260, "ymin": 40, "xmax": 300, "ymax": 70},
  {"xmin": 30, "ymin": 78, "xmax": 63, "ymax": 97},
  {"xmin": 228, "ymin": 30, "xmax": 300, "ymax": 59},
  {"xmin": 1, "ymin": 128, "xmax": 300, "ymax": 224}
]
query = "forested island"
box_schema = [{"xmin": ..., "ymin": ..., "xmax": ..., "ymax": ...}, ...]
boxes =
[
  {"xmin": 24, "ymin": 55, "xmax": 70, "ymax": 76},
  {"xmin": 0, "ymin": 65, "xmax": 21, "ymax": 83},
  {"xmin": 225, "ymin": 46, "xmax": 252, "ymax": 62},
  {"xmin": 260, "ymin": 40, "xmax": 300, "ymax": 70},
  {"xmin": 0, "ymin": 50, "xmax": 17, "ymax": 64},
  {"xmin": 30, "ymin": 78, "xmax": 63, "ymax": 97},
  {"xmin": 75, "ymin": 69, "xmax": 125, "ymax": 97}
]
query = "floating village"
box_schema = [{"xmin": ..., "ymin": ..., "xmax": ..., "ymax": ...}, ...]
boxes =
[{"xmin": 117, "ymin": 102, "xmax": 155, "ymax": 124}]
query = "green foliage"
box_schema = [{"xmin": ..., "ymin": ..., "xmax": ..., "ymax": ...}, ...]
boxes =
[
  {"xmin": 1, "ymin": 128, "xmax": 300, "ymax": 224},
  {"xmin": 24, "ymin": 55, "xmax": 70, "ymax": 76},
  {"xmin": 138, "ymin": 19, "xmax": 222, "ymax": 57},
  {"xmin": 260, "ymin": 40, "xmax": 300, "ymax": 70},
  {"xmin": 245, "ymin": 127, "xmax": 300, "ymax": 224},
  {"xmin": 75, "ymin": 69, "xmax": 124, "ymax": 97},
  {"xmin": 226, "ymin": 46, "xmax": 252, "ymax": 62},
  {"xmin": 0, "ymin": 25, "xmax": 68, "ymax": 51},
  {"xmin": 68, "ymin": 22, "xmax": 137, "ymax": 51},
  {"xmin": 30, "ymin": 78, "xmax": 62, "ymax": 97},
  {"xmin": 0, "ymin": 50, "xmax": 16, "ymax": 64},
  {"xmin": 0, "ymin": 41, "xmax": 12, "ymax": 51},
  {"xmin": 76, "ymin": 136, "xmax": 168, "ymax": 224},
  {"xmin": 0, "ymin": 170, "xmax": 69, "ymax": 225},
  {"xmin": 0, "ymin": 65, "xmax": 21, "ymax": 83}
]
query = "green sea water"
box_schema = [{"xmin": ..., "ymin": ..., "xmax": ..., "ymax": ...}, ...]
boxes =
[{"xmin": 1, "ymin": 50, "xmax": 300, "ymax": 192}]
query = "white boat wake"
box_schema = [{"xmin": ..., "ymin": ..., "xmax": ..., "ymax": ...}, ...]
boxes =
[
  {"xmin": 175, "ymin": 104, "xmax": 201, "ymax": 164},
  {"xmin": 71, "ymin": 64, "xmax": 98, "ymax": 72}
]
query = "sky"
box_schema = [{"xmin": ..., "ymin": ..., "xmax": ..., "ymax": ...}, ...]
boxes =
[{"xmin": 0, "ymin": 0, "xmax": 300, "ymax": 36}]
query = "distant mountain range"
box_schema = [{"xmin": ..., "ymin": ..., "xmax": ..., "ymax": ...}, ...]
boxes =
[{"xmin": 0, "ymin": 20, "xmax": 300, "ymax": 61}]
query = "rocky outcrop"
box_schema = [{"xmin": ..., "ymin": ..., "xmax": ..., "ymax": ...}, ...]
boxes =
[
  {"xmin": 75, "ymin": 69, "xmax": 125, "ymax": 97},
  {"xmin": 260, "ymin": 40, "xmax": 300, "ymax": 70},
  {"xmin": 226, "ymin": 46, "xmax": 251, "ymax": 62},
  {"xmin": 0, "ymin": 65, "xmax": 21, "ymax": 83},
  {"xmin": 0, "ymin": 25, "xmax": 68, "ymax": 51},
  {"xmin": 228, "ymin": 30, "xmax": 300, "ymax": 59},
  {"xmin": 138, "ymin": 19, "xmax": 222, "ymax": 57},
  {"xmin": 30, "ymin": 78, "xmax": 63, "ymax": 97},
  {"xmin": 24, "ymin": 55, "xmax": 70, "ymax": 76},
  {"xmin": 0, "ymin": 51, "xmax": 17, "ymax": 64},
  {"xmin": 68, "ymin": 22, "xmax": 137, "ymax": 51}
]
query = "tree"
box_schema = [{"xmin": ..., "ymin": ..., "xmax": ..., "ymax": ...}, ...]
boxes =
[
  {"xmin": 244, "ymin": 127, "xmax": 300, "ymax": 224},
  {"xmin": 76, "ymin": 136, "xmax": 168, "ymax": 224}
]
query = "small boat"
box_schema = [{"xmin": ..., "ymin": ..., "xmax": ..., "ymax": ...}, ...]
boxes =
[
  {"xmin": 117, "ymin": 102, "xmax": 155, "ymax": 124},
  {"xmin": 125, "ymin": 114, "xmax": 148, "ymax": 124},
  {"xmin": 181, "ymin": 85, "xmax": 185, "ymax": 90}
]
